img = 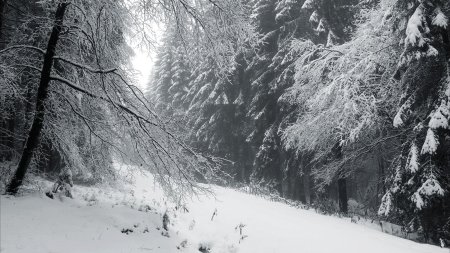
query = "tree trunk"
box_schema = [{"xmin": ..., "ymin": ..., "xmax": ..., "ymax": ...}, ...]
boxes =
[
  {"xmin": 0, "ymin": 0, "xmax": 7, "ymax": 161},
  {"xmin": 303, "ymin": 167, "xmax": 311, "ymax": 205},
  {"xmin": 0, "ymin": 0, "xmax": 6, "ymax": 39},
  {"xmin": 338, "ymin": 178, "xmax": 348, "ymax": 214},
  {"xmin": 6, "ymin": 2, "xmax": 68, "ymax": 194},
  {"xmin": 5, "ymin": 107, "xmax": 14, "ymax": 160},
  {"xmin": 332, "ymin": 142, "xmax": 348, "ymax": 214},
  {"xmin": 377, "ymin": 154, "xmax": 386, "ymax": 207}
]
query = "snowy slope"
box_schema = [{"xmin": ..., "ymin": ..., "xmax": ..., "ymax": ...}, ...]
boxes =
[
  {"xmin": 0, "ymin": 171, "xmax": 192, "ymax": 253},
  {"xmin": 1, "ymin": 194, "xmax": 183, "ymax": 253},
  {"xmin": 176, "ymin": 186, "xmax": 446, "ymax": 253},
  {"xmin": 1, "ymin": 165, "xmax": 447, "ymax": 253}
]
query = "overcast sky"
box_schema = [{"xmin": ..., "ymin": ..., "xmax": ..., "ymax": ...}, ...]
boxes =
[{"xmin": 131, "ymin": 47, "xmax": 155, "ymax": 92}]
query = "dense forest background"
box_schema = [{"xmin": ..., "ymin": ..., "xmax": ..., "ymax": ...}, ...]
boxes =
[
  {"xmin": 0, "ymin": 0, "xmax": 449, "ymax": 247},
  {"xmin": 149, "ymin": 0, "xmax": 450, "ymax": 244}
]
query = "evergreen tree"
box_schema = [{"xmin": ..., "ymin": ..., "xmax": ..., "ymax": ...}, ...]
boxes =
[
  {"xmin": 148, "ymin": 0, "xmax": 450, "ymax": 243},
  {"xmin": 378, "ymin": 0, "xmax": 450, "ymax": 243}
]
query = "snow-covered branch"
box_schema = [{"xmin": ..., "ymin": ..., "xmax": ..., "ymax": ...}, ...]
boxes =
[
  {"xmin": 49, "ymin": 75, "xmax": 158, "ymax": 126},
  {"xmin": 53, "ymin": 56, "xmax": 117, "ymax": 74},
  {"xmin": 0, "ymin": 45, "xmax": 45, "ymax": 55}
]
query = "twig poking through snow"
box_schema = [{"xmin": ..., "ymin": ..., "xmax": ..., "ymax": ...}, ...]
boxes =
[{"xmin": 211, "ymin": 208, "xmax": 218, "ymax": 221}]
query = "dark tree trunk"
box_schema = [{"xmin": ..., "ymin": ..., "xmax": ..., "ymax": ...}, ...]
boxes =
[
  {"xmin": 303, "ymin": 167, "xmax": 311, "ymax": 205},
  {"xmin": 377, "ymin": 154, "xmax": 386, "ymax": 207},
  {"xmin": 337, "ymin": 178, "xmax": 348, "ymax": 214},
  {"xmin": 332, "ymin": 142, "xmax": 348, "ymax": 214},
  {"xmin": 6, "ymin": 2, "xmax": 68, "ymax": 194},
  {"xmin": 0, "ymin": 0, "xmax": 6, "ymax": 39},
  {"xmin": 0, "ymin": 120, "xmax": 5, "ymax": 162},
  {"xmin": 5, "ymin": 107, "xmax": 14, "ymax": 160},
  {"xmin": 0, "ymin": 0, "xmax": 7, "ymax": 161},
  {"xmin": 442, "ymin": 27, "xmax": 449, "ymax": 58},
  {"xmin": 0, "ymin": 108, "xmax": 13, "ymax": 161}
]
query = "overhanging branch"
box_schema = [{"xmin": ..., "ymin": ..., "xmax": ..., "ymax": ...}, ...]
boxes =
[
  {"xmin": 50, "ymin": 75, "xmax": 158, "ymax": 127},
  {"xmin": 50, "ymin": 74, "xmax": 200, "ymax": 157},
  {"xmin": 53, "ymin": 56, "xmax": 117, "ymax": 74}
]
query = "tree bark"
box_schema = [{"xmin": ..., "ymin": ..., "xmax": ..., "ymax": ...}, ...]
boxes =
[
  {"xmin": 337, "ymin": 178, "xmax": 348, "ymax": 214},
  {"xmin": 6, "ymin": 2, "xmax": 69, "ymax": 194},
  {"xmin": 5, "ymin": 107, "xmax": 14, "ymax": 160},
  {"xmin": 303, "ymin": 167, "xmax": 311, "ymax": 204},
  {"xmin": 377, "ymin": 153, "xmax": 386, "ymax": 207},
  {"xmin": 0, "ymin": 0, "xmax": 6, "ymax": 39},
  {"xmin": 332, "ymin": 142, "xmax": 348, "ymax": 214},
  {"xmin": 0, "ymin": 0, "xmax": 7, "ymax": 161}
]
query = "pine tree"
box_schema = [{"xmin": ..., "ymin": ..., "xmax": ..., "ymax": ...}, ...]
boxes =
[{"xmin": 378, "ymin": 0, "xmax": 450, "ymax": 243}]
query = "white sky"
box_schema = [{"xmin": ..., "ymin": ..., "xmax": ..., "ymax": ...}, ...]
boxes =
[
  {"xmin": 129, "ymin": 23, "xmax": 164, "ymax": 92},
  {"xmin": 131, "ymin": 47, "xmax": 155, "ymax": 92}
]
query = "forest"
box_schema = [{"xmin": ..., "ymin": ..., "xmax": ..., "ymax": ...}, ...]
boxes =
[{"xmin": 0, "ymin": 0, "xmax": 449, "ymax": 252}]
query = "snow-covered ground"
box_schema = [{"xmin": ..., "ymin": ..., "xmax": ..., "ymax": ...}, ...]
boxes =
[{"xmin": 1, "ymin": 165, "xmax": 446, "ymax": 253}]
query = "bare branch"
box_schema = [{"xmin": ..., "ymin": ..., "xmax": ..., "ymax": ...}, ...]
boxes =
[
  {"xmin": 53, "ymin": 56, "xmax": 117, "ymax": 74},
  {"xmin": 0, "ymin": 45, "xmax": 45, "ymax": 55}
]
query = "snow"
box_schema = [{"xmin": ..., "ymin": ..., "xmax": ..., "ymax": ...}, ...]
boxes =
[
  {"xmin": 429, "ymin": 110, "xmax": 448, "ymax": 129},
  {"xmin": 405, "ymin": 6, "xmax": 426, "ymax": 47},
  {"xmin": 254, "ymin": 109, "xmax": 265, "ymax": 120},
  {"xmin": 1, "ymin": 165, "xmax": 447, "ymax": 253},
  {"xmin": 326, "ymin": 31, "xmax": 337, "ymax": 47},
  {"xmin": 309, "ymin": 10, "xmax": 319, "ymax": 23},
  {"xmin": 301, "ymin": 0, "xmax": 315, "ymax": 10},
  {"xmin": 407, "ymin": 143, "xmax": 419, "ymax": 173},
  {"xmin": 446, "ymin": 77, "xmax": 450, "ymax": 98},
  {"xmin": 0, "ymin": 180, "xmax": 178, "ymax": 253},
  {"xmin": 429, "ymin": 103, "xmax": 449, "ymax": 129},
  {"xmin": 1, "ymin": 195, "xmax": 183, "ymax": 253},
  {"xmin": 316, "ymin": 18, "xmax": 326, "ymax": 33},
  {"xmin": 215, "ymin": 93, "xmax": 229, "ymax": 105},
  {"xmin": 417, "ymin": 176, "xmax": 445, "ymax": 197},
  {"xmin": 179, "ymin": 187, "xmax": 444, "ymax": 253},
  {"xmin": 411, "ymin": 191, "xmax": 425, "ymax": 210},
  {"xmin": 426, "ymin": 45, "xmax": 439, "ymax": 57},
  {"xmin": 233, "ymin": 92, "xmax": 244, "ymax": 105},
  {"xmin": 393, "ymin": 111, "xmax": 404, "ymax": 127},
  {"xmin": 421, "ymin": 128, "xmax": 438, "ymax": 155},
  {"xmin": 378, "ymin": 191, "xmax": 393, "ymax": 216},
  {"xmin": 432, "ymin": 7, "xmax": 448, "ymax": 28},
  {"xmin": 393, "ymin": 99, "xmax": 411, "ymax": 127}
]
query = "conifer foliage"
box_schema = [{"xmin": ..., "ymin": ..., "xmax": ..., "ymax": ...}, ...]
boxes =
[
  {"xmin": 377, "ymin": 0, "xmax": 450, "ymax": 242},
  {"xmin": 150, "ymin": 0, "xmax": 450, "ymax": 243}
]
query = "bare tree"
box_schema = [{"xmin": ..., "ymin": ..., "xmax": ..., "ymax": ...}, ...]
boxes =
[
  {"xmin": 1, "ymin": 0, "xmax": 255, "ymax": 197},
  {"xmin": 5, "ymin": 2, "xmax": 69, "ymax": 194}
]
